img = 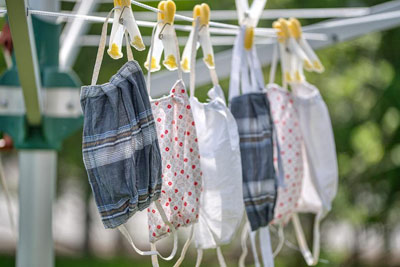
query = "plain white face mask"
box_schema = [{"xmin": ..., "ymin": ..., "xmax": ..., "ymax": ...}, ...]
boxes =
[
  {"xmin": 187, "ymin": 18, "xmax": 245, "ymax": 267},
  {"xmin": 290, "ymin": 81, "xmax": 338, "ymax": 266}
]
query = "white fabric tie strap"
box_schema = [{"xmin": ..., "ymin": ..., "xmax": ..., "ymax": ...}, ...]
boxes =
[
  {"xmin": 150, "ymin": 201, "xmax": 179, "ymax": 260},
  {"xmin": 239, "ymin": 221, "xmax": 250, "ymax": 267},
  {"xmin": 173, "ymin": 225, "xmax": 195, "ymax": 267},
  {"xmin": 0, "ymin": 155, "xmax": 16, "ymax": 239},
  {"xmin": 291, "ymin": 213, "xmax": 321, "ymax": 266},
  {"xmin": 269, "ymin": 42, "xmax": 278, "ymax": 85},
  {"xmin": 216, "ymin": 246, "xmax": 228, "ymax": 267},
  {"xmin": 189, "ymin": 18, "xmax": 201, "ymax": 99},
  {"xmin": 195, "ymin": 249, "xmax": 203, "ymax": 267},
  {"xmin": 272, "ymin": 224, "xmax": 285, "ymax": 257},
  {"xmin": 146, "ymin": 23, "xmax": 159, "ymax": 95},
  {"xmin": 259, "ymin": 226, "xmax": 274, "ymax": 267},
  {"xmin": 124, "ymin": 31, "xmax": 134, "ymax": 61},
  {"xmin": 118, "ymin": 201, "xmax": 177, "ymax": 264},
  {"xmin": 228, "ymin": 26, "xmax": 245, "ymax": 101},
  {"xmin": 249, "ymin": 230, "xmax": 261, "ymax": 267}
]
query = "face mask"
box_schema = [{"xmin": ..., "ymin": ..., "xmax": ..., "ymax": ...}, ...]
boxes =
[
  {"xmin": 267, "ymin": 83, "xmax": 304, "ymax": 226},
  {"xmin": 290, "ymin": 81, "xmax": 338, "ymax": 266},
  {"xmin": 186, "ymin": 18, "xmax": 245, "ymax": 267},
  {"xmin": 262, "ymin": 42, "xmax": 306, "ymax": 259},
  {"xmin": 81, "ymin": 11, "xmax": 166, "ymax": 259},
  {"xmin": 145, "ymin": 22, "xmax": 203, "ymax": 267},
  {"xmin": 229, "ymin": 26, "xmax": 282, "ymax": 267}
]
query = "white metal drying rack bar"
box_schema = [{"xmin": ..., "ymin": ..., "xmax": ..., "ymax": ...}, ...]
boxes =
[
  {"xmin": 89, "ymin": 8, "xmax": 371, "ymax": 21},
  {"xmin": 25, "ymin": 8, "xmax": 327, "ymax": 40}
]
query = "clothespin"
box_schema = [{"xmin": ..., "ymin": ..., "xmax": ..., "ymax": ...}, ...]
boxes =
[
  {"xmin": 145, "ymin": 0, "xmax": 180, "ymax": 72},
  {"xmin": 279, "ymin": 18, "xmax": 312, "ymax": 83},
  {"xmin": 108, "ymin": 0, "xmax": 145, "ymax": 59},
  {"xmin": 235, "ymin": 0, "xmax": 267, "ymax": 50},
  {"xmin": 181, "ymin": 3, "xmax": 215, "ymax": 72},
  {"xmin": 272, "ymin": 19, "xmax": 292, "ymax": 85},
  {"xmin": 288, "ymin": 18, "xmax": 324, "ymax": 73}
]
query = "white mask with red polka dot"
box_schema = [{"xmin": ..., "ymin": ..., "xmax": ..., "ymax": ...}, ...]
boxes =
[
  {"xmin": 146, "ymin": 79, "xmax": 203, "ymax": 266},
  {"xmin": 267, "ymin": 84, "xmax": 305, "ymax": 227}
]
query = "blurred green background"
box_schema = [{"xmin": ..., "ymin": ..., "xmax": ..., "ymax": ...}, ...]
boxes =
[{"xmin": 1, "ymin": 0, "xmax": 400, "ymax": 266}]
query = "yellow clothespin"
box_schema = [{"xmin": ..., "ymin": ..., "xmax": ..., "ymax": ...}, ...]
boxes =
[
  {"xmin": 108, "ymin": 0, "xmax": 145, "ymax": 59},
  {"xmin": 145, "ymin": 0, "xmax": 180, "ymax": 72},
  {"xmin": 181, "ymin": 3, "xmax": 215, "ymax": 72},
  {"xmin": 289, "ymin": 18, "xmax": 324, "ymax": 73}
]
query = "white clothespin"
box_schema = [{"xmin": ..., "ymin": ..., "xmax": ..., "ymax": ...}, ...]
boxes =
[
  {"xmin": 289, "ymin": 18, "xmax": 324, "ymax": 73},
  {"xmin": 272, "ymin": 20, "xmax": 292, "ymax": 87},
  {"xmin": 235, "ymin": 0, "xmax": 267, "ymax": 50},
  {"xmin": 108, "ymin": 0, "xmax": 145, "ymax": 59},
  {"xmin": 145, "ymin": 0, "xmax": 180, "ymax": 72},
  {"xmin": 181, "ymin": 3, "xmax": 215, "ymax": 72}
]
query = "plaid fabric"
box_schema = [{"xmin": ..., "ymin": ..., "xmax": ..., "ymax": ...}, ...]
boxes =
[
  {"xmin": 80, "ymin": 61, "xmax": 162, "ymax": 229},
  {"xmin": 230, "ymin": 92, "xmax": 277, "ymax": 231}
]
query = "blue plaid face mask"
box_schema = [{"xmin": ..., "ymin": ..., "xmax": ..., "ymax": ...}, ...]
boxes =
[{"xmin": 80, "ymin": 10, "xmax": 163, "ymax": 230}]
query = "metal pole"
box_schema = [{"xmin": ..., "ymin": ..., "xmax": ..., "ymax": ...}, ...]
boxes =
[
  {"xmin": 15, "ymin": 1, "xmax": 59, "ymax": 266},
  {"xmin": 5, "ymin": 0, "xmax": 42, "ymax": 125},
  {"xmin": 16, "ymin": 150, "xmax": 57, "ymax": 267}
]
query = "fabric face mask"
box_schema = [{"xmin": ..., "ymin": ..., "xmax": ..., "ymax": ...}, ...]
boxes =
[
  {"xmin": 263, "ymin": 43, "xmax": 306, "ymax": 258},
  {"xmin": 80, "ymin": 11, "xmax": 164, "ymax": 257},
  {"xmin": 81, "ymin": 10, "xmax": 162, "ymax": 230},
  {"xmin": 290, "ymin": 81, "xmax": 338, "ymax": 266},
  {"xmin": 229, "ymin": 26, "xmax": 284, "ymax": 267},
  {"xmin": 267, "ymin": 84, "xmax": 304, "ymax": 226},
  {"xmin": 145, "ymin": 22, "xmax": 203, "ymax": 266},
  {"xmin": 186, "ymin": 18, "xmax": 245, "ymax": 267}
]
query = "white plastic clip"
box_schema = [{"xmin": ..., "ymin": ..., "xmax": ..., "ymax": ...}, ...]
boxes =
[
  {"xmin": 181, "ymin": 3, "xmax": 215, "ymax": 72},
  {"xmin": 108, "ymin": 0, "xmax": 145, "ymax": 59},
  {"xmin": 145, "ymin": 0, "xmax": 180, "ymax": 72},
  {"xmin": 289, "ymin": 18, "xmax": 324, "ymax": 73},
  {"xmin": 235, "ymin": 0, "xmax": 267, "ymax": 50}
]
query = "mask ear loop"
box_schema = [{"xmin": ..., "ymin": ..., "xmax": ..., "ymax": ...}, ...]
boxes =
[
  {"xmin": 189, "ymin": 17, "xmax": 201, "ymax": 99},
  {"xmin": 238, "ymin": 220, "xmax": 250, "ymax": 267},
  {"xmin": 173, "ymin": 225, "xmax": 195, "ymax": 267},
  {"xmin": 291, "ymin": 213, "xmax": 321, "ymax": 266},
  {"xmin": 259, "ymin": 226, "xmax": 275, "ymax": 267},
  {"xmin": 272, "ymin": 223, "xmax": 285, "ymax": 257},
  {"xmin": 0, "ymin": 155, "xmax": 16, "ymax": 240},
  {"xmin": 146, "ymin": 23, "xmax": 160, "ymax": 98},
  {"xmin": 249, "ymin": 230, "xmax": 261, "ymax": 267},
  {"xmin": 195, "ymin": 249, "xmax": 203, "ymax": 267},
  {"xmin": 216, "ymin": 246, "xmax": 228, "ymax": 267},
  {"xmin": 117, "ymin": 201, "xmax": 178, "ymax": 262},
  {"xmin": 269, "ymin": 41, "xmax": 278, "ymax": 85},
  {"xmin": 124, "ymin": 31, "xmax": 134, "ymax": 61},
  {"xmin": 150, "ymin": 201, "xmax": 179, "ymax": 261},
  {"xmin": 172, "ymin": 26, "xmax": 183, "ymax": 82},
  {"xmin": 91, "ymin": 8, "xmax": 118, "ymax": 86}
]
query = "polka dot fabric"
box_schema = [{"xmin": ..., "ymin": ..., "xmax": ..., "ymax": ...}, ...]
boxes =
[
  {"xmin": 267, "ymin": 84, "xmax": 304, "ymax": 225},
  {"xmin": 147, "ymin": 80, "xmax": 202, "ymax": 242}
]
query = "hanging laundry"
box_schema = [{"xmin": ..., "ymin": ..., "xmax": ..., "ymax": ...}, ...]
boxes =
[
  {"xmin": 229, "ymin": 26, "xmax": 278, "ymax": 233},
  {"xmin": 80, "ymin": 11, "xmax": 161, "ymax": 229},
  {"xmin": 180, "ymin": 5, "xmax": 244, "ymax": 267},
  {"xmin": 266, "ymin": 18, "xmax": 305, "ymax": 231},
  {"xmin": 273, "ymin": 18, "xmax": 337, "ymax": 266},
  {"xmin": 144, "ymin": 2, "xmax": 203, "ymax": 265},
  {"xmin": 267, "ymin": 78, "xmax": 304, "ymax": 227}
]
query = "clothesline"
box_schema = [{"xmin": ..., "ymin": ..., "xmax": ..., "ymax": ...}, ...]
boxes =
[{"xmin": 25, "ymin": 8, "xmax": 328, "ymax": 40}]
